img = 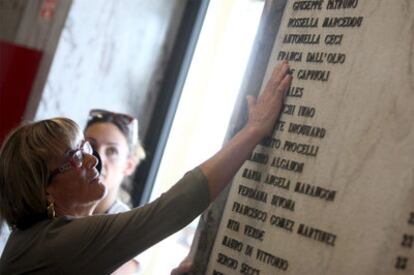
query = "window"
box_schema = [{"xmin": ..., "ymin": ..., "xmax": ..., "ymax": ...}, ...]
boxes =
[{"xmin": 137, "ymin": 0, "xmax": 265, "ymax": 274}]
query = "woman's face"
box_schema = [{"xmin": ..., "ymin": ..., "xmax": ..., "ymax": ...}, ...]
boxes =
[
  {"xmin": 46, "ymin": 139, "xmax": 106, "ymax": 215},
  {"xmin": 84, "ymin": 122, "xmax": 135, "ymax": 198}
]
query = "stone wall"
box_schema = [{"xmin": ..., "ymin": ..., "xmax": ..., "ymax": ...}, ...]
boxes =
[{"xmin": 193, "ymin": 1, "xmax": 414, "ymax": 274}]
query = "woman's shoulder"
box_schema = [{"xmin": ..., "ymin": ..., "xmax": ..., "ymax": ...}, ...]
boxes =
[{"xmin": 107, "ymin": 200, "xmax": 131, "ymax": 214}]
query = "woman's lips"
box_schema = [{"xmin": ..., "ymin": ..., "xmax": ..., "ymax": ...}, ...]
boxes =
[{"xmin": 90, "ymin": 170, "xmax": 103, "ymax": 183}]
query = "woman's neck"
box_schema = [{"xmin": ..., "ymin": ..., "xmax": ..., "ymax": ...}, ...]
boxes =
[
  {"xmin": 93, "ymin": 191, "xmax": 117, "ymax": 214},
  {"xmin": 55, "ymin": 203, "xmax": 96, "ymax": 217}
]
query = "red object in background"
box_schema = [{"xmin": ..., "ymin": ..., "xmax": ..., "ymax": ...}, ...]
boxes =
[{"xmin": 0, "ymin": 40, "xmax": 43, "ymax": 144}]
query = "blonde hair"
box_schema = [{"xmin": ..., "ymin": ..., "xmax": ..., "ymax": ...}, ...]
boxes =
[{"xmin": 0, "ymin": 118, "xmax": 81, "ymax": 229}]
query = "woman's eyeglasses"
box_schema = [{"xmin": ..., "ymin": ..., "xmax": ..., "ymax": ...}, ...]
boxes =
[{"xmin": 49, "ymin": 141, "xmax": 93, "ymax": 182}]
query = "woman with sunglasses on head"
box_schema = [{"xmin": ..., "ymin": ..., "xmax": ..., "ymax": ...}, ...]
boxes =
[
  {"xmin": 84, "ymin": 109, "xmax": 145, "ymax": 274},
  {"xmin": 0, "ymin": 62, "xmax": 291, "ymax": 274}
]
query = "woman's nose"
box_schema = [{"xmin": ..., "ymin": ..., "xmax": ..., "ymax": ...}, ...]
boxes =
[{"xmin": 84, "ymin": 153, "xmax": 98, "ymax": 169}]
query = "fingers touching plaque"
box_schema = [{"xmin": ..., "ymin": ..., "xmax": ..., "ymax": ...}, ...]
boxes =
[{"xmin": 265, "ymin": 61, "xmax": 292, "ymax": 97}]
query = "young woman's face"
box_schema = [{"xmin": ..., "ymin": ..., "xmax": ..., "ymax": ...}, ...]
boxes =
[{"xmin": 84, "ymin": 122, "xmax": 134, "ymax": 198}]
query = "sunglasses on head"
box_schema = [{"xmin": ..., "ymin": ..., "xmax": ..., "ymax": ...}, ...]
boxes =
[
  {"xmin": 87, "ymin": 109, "xmax": 139, "ymax": 146},
  {"xmin": 88, "ymin": 109, "xmax": 136, "ymax": 125}
]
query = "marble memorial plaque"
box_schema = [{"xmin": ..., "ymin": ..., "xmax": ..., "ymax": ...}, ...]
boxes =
[{"xmin": 205, "ymin": 1, "xmax": 414, "ymax": 274}]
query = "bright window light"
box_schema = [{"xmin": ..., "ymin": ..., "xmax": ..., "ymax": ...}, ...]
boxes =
[{"xmin": 138, "ymin": 0, "xmax": 265, "ymax": 274}]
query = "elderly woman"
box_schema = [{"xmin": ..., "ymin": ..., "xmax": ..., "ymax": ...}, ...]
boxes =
[{"xmin": 0, "ymin": 62, "xmax": 291, "ymax": 274}]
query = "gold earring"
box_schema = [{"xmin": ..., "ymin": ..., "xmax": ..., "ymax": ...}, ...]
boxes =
[{"xmin": 47, "ymin": 202, "xmax": 56, "ymax": 219}]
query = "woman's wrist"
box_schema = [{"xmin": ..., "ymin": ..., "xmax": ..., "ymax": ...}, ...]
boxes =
[{"xmin": 242, "ymin": 123, "xmax": 270, "ymax": 145}]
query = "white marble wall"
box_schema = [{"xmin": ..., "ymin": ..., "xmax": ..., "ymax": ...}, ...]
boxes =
[
  {"xmin": 205, "ymin": 1, "xmax": 414, "ymax": 274},
  {"xmin": 35, "ymin": 0, "xmax": 184, "ymax": 131}
]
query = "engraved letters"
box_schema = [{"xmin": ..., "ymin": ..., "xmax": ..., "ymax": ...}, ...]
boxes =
[
  {"xmin": 294, "ymin": 181, "xmax": 337, "ymax": 201},
  {"xmin": 264, "ymin": 174, "xmax": 291, "ymax": 190},
  {"xmin": 297, "ymin": 223, "xmax": 337, "ymax": 246},
  {"xmin": 283, "ymin": 34, "xmax": 320, "ymax": 45},
  {"xmin": 326, "ymin": 0, "xmax": 359, "ymax": 10},
  {"xmin": 271, "ymin": 156, "xmax": 304, "ymax": 173},
  {"xmin": 271, "ymin": 195, "xmax": 296, "ymax": 211},
  {"xmin": 288, "ymin": 17, "xmax": 318, "ymax": 28},
  {"xmin": 270, "ymin": 215, "xmax": 295, "ymax": 232},
  {"xmin": 238, "ymin": 184, "xmax": 268, "ymax": 203},
  {"xmin": 232, "ymin": 201, "xmax": 268, "ymax": 222},
  {"xmin": 292, "ymin": 0, "xmax": 323, "ymax": 11},
  {"xmin": 244, "ymin": 224, "xmax": 266, "ymax": 241},
  {"xmin": 242, "ymin": 168, "xmax": 262, "ymax": 182},
  {"xmin": 217, "ymin": 253, "xmax": 238, "ymax": 270},
  {"xmin": 288, "ymin": 122, "xmax": 326, "ymax": 138},
  {"xmin": 283, "ymin": 140, "xmax": 319, "ymax": 157},
  {"xmin": 322, "ymin": 16, "xmax": 363, "ymax": 28},
  {"xmin": 222, "ymin": 235, "xmax": 243, "ymax": 252},
  {"xmin": 256, "ymin": 249, "xmax": 289, "ymax": 271}
]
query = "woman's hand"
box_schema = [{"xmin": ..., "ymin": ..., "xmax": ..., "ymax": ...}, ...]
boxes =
[
  {"xmin": 246, "ymin": 61, "xmax": 292, "ymax": 139},
  {"xmin": 199, "ymin": 61, "xmax": 292, "ymax": 201}
]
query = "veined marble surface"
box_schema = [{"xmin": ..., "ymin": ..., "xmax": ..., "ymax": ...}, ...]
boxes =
[
  {"xmin": 35, "ymin": 0, "xmax": 183, "ymax": 132},
  {"xmin": 206, "ymin": 1, "xmax": 414, "ymax": 274}
]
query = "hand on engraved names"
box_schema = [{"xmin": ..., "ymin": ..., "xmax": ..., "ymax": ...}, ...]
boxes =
[{"xmin": 246, "ymin": 61, "xmax": 292, "ymax": 138}]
